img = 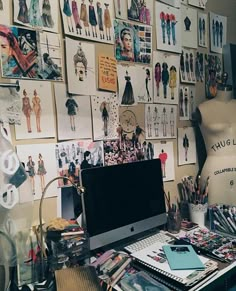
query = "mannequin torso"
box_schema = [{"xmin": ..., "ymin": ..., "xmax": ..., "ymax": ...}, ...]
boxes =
[{"xmin": 198, "ymin": 89, "xmax": 236, "ymax": 205}]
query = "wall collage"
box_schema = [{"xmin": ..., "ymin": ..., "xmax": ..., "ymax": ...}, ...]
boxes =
[{"xmin": 0, "ymin": 0, "xmax": 227, "ymax": 201}]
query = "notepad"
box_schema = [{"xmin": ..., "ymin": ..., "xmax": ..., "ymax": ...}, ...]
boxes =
[{"xmin": 162, "ymin": 245, "xmax": 205, "ymax": 270}]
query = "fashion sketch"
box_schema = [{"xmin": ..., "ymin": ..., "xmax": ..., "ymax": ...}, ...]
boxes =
[
  {"xmin": 73, "ymin": 42, "xmax": 88, "ymax": 78},
  {"xmin": 29, "ymin": 0, "xmax": 43, "ymax": 27},
  {"xmin": 80, "ymin": 0, "xmax": 90, "ymax": 36},
  {"xmin": 170, "ymin": 107, "xmax": 175, "ymax": 137},
  {"xmin": 97, "ymin": 2, "xmax": 104, "ymax": 39},
  {"xmin": 121, "ymin": 71, "xmax": 135, "ymax": 105},
  {"xmin": 63, "ymin": 0, "xmax": 73, "ymax": 32},
  {"xmin": 65, "ymin": 95, "xmax": 79, "ymax": 131},
  {"xmin": 182, "ymin": 6, "xmax": 198, "ymax": 49},
  {"xmin": 127, "ymin": 0, "xmax": 152, "ymax": 25},
  {"xmin": 17, "ymin": 0, "xmax": 29, "ymax": 23},
  {"xmin": 169, "ymin": 66, "xmax": 177, "ymax": 100},
  {"xmin": 198, "ymin": 12, "xmax": 207, "ymax": 47},
  {"xmin": 42, "ymin": 0, "xmax": 54, "ymax": 28},
  {"xmin": 159, "ymin": 149, "xmax": 168, "ymax": 178},
  {"xmin": 37, "ymin": 153, "xmax": 47, "ymax": 192},
  {"xmin": 183, "ymin": 134, "xmax": 189, "ymax": 161},
  {"xmin": 180, "ymin": 49, "xmax": 196, "ymax": 83},
  {"xmin": 153, "ymin": 107, "xmax": 160, "ymax": 137},
  {"xmin": 179, "ymin": 86, "xmax": 191, "ymax": 121},
  {"xmin": 22, "ymin": 89, "xmax": 32, "ymax": 133},
  {"xmin": 100, "ymin": 101, "xmax": 109, "ymax": 136},
  {"xmin": 161, "ymin": 107, "xmax": 167, "ymax": 137},
  {"xmin": 137, "ymin": 67, "xmax": 153, "ymax": 103},
  {"xmin": 32, "ymin": 89, "xmax": 41, "ymax": 133},
  {"xmin": 177, "ymin": 127, "xmax": 196, "ymax": 166},
  {"xmin": 162, "ymin": 63, "xmax": 169, "ymax": 99},
  {"xmin": 155, "ymin": 62, "xmax": 161, "ymax": 97},
  {"xmin": 27, "ymin": 155, "xmax": 35, "ymax": 194},
  {"xmin": 146, "ymin": 106, "xmax": 152, "ymax": 137},
  {"xmin": 89, "ymin": 0, "xmax": 97, "ymax": 37},
  {"xmin": 210, "ymin": 12, "xmax": 227, "ymax": 54},
  {"xmin": 104, "ymin": 3, "xmax": 112, "ymax": 40}
]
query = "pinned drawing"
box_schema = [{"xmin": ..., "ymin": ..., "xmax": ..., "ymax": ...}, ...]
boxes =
[
  {"xmin": 179, "ymin": 85, "xmax": 196, "ymax": 121},
  {"xmin": 181, "ymin": 5, "xmax": 198, "ymax": 49},
  {"xmin": 210, "ymin": 12, "xmax": 227, "ymax": 54},
  {"xmin": 198, "ymin": 12, "xmax": 208, "ymax": 48},
  {"xmin": 127, "ymin": 0, "xmax": 153, "ymax": 25},
  {"xmin": 180, "ymin": 49, "xmax": 196, "ymax": 84},
  {"xmin": 178, "ymin": 127, "xmax": 197, "ymax": 166}
]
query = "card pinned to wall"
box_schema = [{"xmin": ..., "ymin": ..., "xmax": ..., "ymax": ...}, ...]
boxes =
[
  {"xmin": 98, "ymin": 55, "xmax": 117, "ymax": 92},
  {"xmin": 178, "ymin": 127, "xmax": 197, "ymax": 166}
]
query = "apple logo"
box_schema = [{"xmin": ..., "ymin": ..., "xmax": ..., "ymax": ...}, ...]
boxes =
[{"xmin": 130, "ymin": 226, "xmax": 134, "ymax": 232}]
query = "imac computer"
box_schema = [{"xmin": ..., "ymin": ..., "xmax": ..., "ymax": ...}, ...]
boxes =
[{"xmin": 80, "ymin": 159, "xmax": 167, "ymax": 251}]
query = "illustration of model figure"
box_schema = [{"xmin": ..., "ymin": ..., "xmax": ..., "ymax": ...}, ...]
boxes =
[
  {"xmin": 139, "ymin": 2, "xmax": 151, "ymax": 25},
  {"xmin": 29, "ymin": 0, "xmax": 43, "ymax": 27},
  {"xmin": 146, "ymin": 106, "xmax": 152, "ymax": 137},
  {"xmin": 199, "ymin": 18, "xmax": 202, "ymax": 44},
  {"xmin": 160, "ymin": 11, "xmax": 166, "ymax": 44},
  {"xmin": 170, "ymin": 107, "xmax": 175, "ymax": 137},
  {"xmin": 42, "ymin": 0, "xmax": 54, "ymax": 28},
  {"xmin": 80, "ymin": 0, "xmax": 90, "ymax": 36},
  {"xmin": 170, "ymin": 14, "xmax": 177, "ymax": 45},
  {"xmin": 215, "ymin": 20, "xmax": 219, "ymax": 47},
  {"xmin": 189, "ymin": 53, "xmax": 195, "ymax": 81},
  {"xmin": 104, "ymin": 3, "xmax": 112, "ymax": 41},
  {"xmin": 121, "ymin": 71, "xmax": 135, "ymax": 105},
  {"xmin": 179, "ymin": 88, "xmax": 184, "ymax": 117},
  {"xmin": 219, "ymin": 22, "xmax": 223, "ymax": 47},
  {"xmin": 37, "ymin": 153, "xmax": 47, "ymax": 192},
  {"xmin": 159, "ymin": 149, "xmax": 167, "ymax": 178},
  {"xmin": 72, "ymin": 0, "xmax": 82, "ymax": 34},
  {"xmin": 100, "ymin": 101, "xmax": 109, "ymax": 136},
  {"xmin": 180, "ymin": 51, "xmax": 185, "ymax": 80},
  {"xmin": 189, "ymin": 90, "xmax": 194, "ymax": 119},
  {"xmin": 184, "ymin": 88, "xmax": 189, "ymax": 117},
  {"xmin": 169, "ymin": 66, "xmax": 177, "ymax": 100},
  {"xmin": 162, "ymin": 62, "xmax": 169, "ymax": 98},
  {"xmin": 22, "ymin": 89, "xmax": 32, "ymax": 133},
  {"xmin": 183, "ymin": 134, "xmax": 189, "ymax": 161},
  {"xmin": 17, "ymin": 0, "xmax": 29, "ymax": 23},
  {"xmin": 147, "ymin": 142, "xmax": 154, "ymax": 160},
  {"xmin": 212, "ymin": 19, "xmax": 216, "ymax": 46},
  {"xmin": 145, "ymin": 68, "xmax": 151, "ymax": 102},
  {"xmin": 97, "ymin": 2, "xmax": 104, "ymax": 39},
  {"xmin": 65, "ymin": 95, "xmax": 78, "ymax": 131},
  {"xmin": 185, "ymin": 53, "xmax": 190, "ymax": 81},
  {"xmin": 63, "ymin": 0, "xmax": 74, "ymax": 32},
  {"xmin": 155, "ymin": 62, "xmax": 161, "ymax": 97},
  {"xmin": 166, "ymin": 14, "xmax": 171, "ymax": 45},
  {"xmin": 73, "ymin": 43, "xmax": 88, "ymax": 77},
  {"xmin": 128, "ymin": 0, "xmax": 140, "ymax": 20},
  {"xmin": 161, "ymin": 107, "xmax": 168, "ymax": 137},
  {"xmin": 32, "ymin": 89, "xmax": 42, "ymax": 133},
  {"xmin": 153, "ymin": 107, "xmax": 160, "ymax": 137},
  {"xmin": 88, "ymin": 0, "xmax": 97, "ymax": 37},
  {"xmin": 202, "ymin": 18, "xmax": 206, "ymax": 45}
]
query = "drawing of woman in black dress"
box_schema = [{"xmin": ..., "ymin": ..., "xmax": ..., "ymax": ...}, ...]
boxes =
[
  {"xmin": 17, "ymin": 0, "xmax": 29, "ymax": 23},
  {"xmin": 65, "ymin": 95, "xmax": 78, "ymax": 131},
  {"xmin": 88, "ymin": 0, "xmax": 97, "ymax": 37},
  {"xmin": 121, "ymin": 70, "xmax": 135, "ymax": 105},
  {"xmin": 100, "ymin": 101, "xmax": 109, "ymax": 136}
]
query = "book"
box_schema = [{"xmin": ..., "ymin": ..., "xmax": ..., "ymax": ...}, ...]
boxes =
[
  {"xmin": 120, "ymin": 271, "xmax": 171, "ymax": 291},
  {"xmin": 181, "ymin": 220, "xmax": 198, "ymax": 231},
  {"xmin": 130, "ymin": 241, "xmax": 218, "ymax": 287},
  {"xmin": 162, "ymin": 245, "xmax": 205, "ymax": 270}
]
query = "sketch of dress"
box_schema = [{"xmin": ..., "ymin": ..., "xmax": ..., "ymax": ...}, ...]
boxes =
[
  {"xmin": 97, "ymin": 2, "xmax": 104, "ymax": 39},
  {"xmin": 104, "ymin": 3, "xmax": 111, "ymax": 40},
  {"xmin": 121, "ymin": 71, "xmax": 135, "ymax": 105},
  {"xmin": 155, "ymin": 62, "xmax": 161, "ymax": 97},
  {"xmin": 183, "ymin": 134, "xmax": 189, "ymax": 161},
  {"xmin": 161, "ymin": 107, "xmax": 167, "ymax": 137},
  {"xmin": 128, "ymin": 0, "xmax": 139, "ymax": 20},
  {"xmin": 32, "ymin": 91, "xmax": 42, "ymax": 132},
  {"xmin": 169, "ymin": 66, "xmax": 177, "ymax": 100},
  {"xmin": 146, "ymin": 106, "xmax": 152, "ymax": 137},
  {"xmin": 29, "ymin": 0, "xmax": 43, "ymax": 27},
  {"xmin": 42, "ymin": 0, "xmax": 54, "ymax": 28},
  {"xmin": 159, "ymin": 149, "xmax": 168, "ymax": 178},
  {"xmin": 170, "ymin": 107, "xmax": 175, "ymax": 137},
  {"xmin": 65, "ymin": 97, "xmax": 78, "ymax": 131},
  {"xmin": 89, "ymin": 2, "xmax": 97, "ymax": 37},
  {"xmin": 72, "ymin": 0, "xmax": 82, "ymax": 34},
  {"xmin": 17, "ymin": 0, "xmax": 29, "ymax": 23},
  {"xmin": 80, "ymin": 2, "xmax": 90, "ymax": 35}
]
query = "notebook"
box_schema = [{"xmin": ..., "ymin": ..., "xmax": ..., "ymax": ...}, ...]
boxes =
[
  {"xmin": 162, "ymin": 245, "xmax": 205, "ymax": 270},
  {"xmin": 131, "ymin": 241, "xmax": 218, "ymax": 287}
]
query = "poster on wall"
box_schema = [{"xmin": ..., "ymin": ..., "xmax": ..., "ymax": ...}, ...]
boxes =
[
  {"xmin": 205, "ymin": 53, "xmax": 222, "ymax": 99},
  {"xmin": 154, "ymin": 141, "xmax": 175, "ymax": 182},
  {"xmin": 209, "ymin": 12, "xmax": 227, "ymax": 54},
  {"xmin": 127, "ymin": 0, "xmax": 153, "ymax": 25},
  {"xmin": 65, "ymin": 37, "xmax": 96, "ymax": 95},
  {"xmin": 60, "ymin": 0, "xmax": 114, "ymax": 44},
  {"xmin": 198, "ymin": 12, "xmax": 208, "ymax": 48},
  {"xmin": 179, "ymin": 85, "xmax": 196, "ymax": 121},
  {"xmin": 153, "ymin": 51, "xmax": 179, "ymax": 105},
  {"xmin": 155, "ymin": 1, "xmax": 182, "ymax": 54},
  {"xmin": 15, "ymin": 80, "xmax": 55, "ymax": 139},
  {"xmin": 180, "ymin": 49, "xmax": 196, "ymax": 84},
  {"xmin": 178, "ymin": 127, "xmax": 197, "ymax": 166},
  {"xmin": 0, "ymin": 25, "xmax": 63, "ymax": 81},
  {"xmin": 188, "ymin": 0, "xmax": 207, "ymax": 9},
  {"xmin": 54, "ymin": 83, "xmax": 92, "ymax": 141},
  {"xmin": 16, "ymin": 143, "xmax": 58, "ymax": 200},
  {"xmin": 13, "ymin": 0, "xmax": 59, "ymax": 33},
  {"xmin": 114, "ymin": 0, "xmax": 127, "ymax": 19},
  {"xmin": 0, "ymin": 0, "xmax": 10, "ymax": 25},
  {"xmin": 98, "ymin": 55, "xmax": 117, "ymax": 92},
  {"xmin": 181, "ymin": 5, "xmax": 198, "ymax": 49},
  {"xmin": 55, "ymin": 140, "xmax": 104, "ymax": 187},
  {"xmin": 91, "ymin": 92, "xmax": 119, "ymax": 141},
  {"xmin": 114, "ymin": 19, "xmax": 152, "ymax": 64},
  {"xmin": 145, "ymin": 104, "xmax": 177, "ymax": 140}
]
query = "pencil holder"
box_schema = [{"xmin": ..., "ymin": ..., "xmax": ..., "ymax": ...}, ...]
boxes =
[
  {"xmin": 188, "ymin": 203, "xmax": 208, "ymax": 226},
  {"xmin": 167, "ymin": 211, "xmax": 181, "ymax": 234}
]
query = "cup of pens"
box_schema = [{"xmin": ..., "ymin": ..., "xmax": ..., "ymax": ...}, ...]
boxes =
[
  {"xmin": 188, "ymin": 203, "xmax": 208, "ymax": 226},
  {"xmin": 167, "ymin": 210, "xmax": 181, "ymax": 234}
]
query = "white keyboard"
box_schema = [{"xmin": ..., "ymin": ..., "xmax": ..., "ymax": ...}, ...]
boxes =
[{"xmin": 124, "ymin": 231, "xmax": 173, "ymax": 253}]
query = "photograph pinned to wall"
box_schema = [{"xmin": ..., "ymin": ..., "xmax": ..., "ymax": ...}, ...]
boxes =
[
  {"xmin": 188, "ymin": 0, "xmax": 207, "ymax": 9},
  {"xmin": 179, "ymin": 85, "xmax": 196, "ymax": 121},
  {"xmin": 114, "ymin": 0, "xmax": 127, "ymax": 19},
  {"xmin": 60, "ymin": 0, "xmax": 114, "ymax": 44},
  {"xmin": 55, "ymin": 140, "xmax": 104, "ymax": 187},
  {"xmin": 0, "ymin": 25, "xmax": 63, "ymax": 80},
  {"xmin": 205, "ymin": 53, "xmax": 222, "ymax": 99},
  {"xmin": 54, "ymin": 83, "xmax": 92, "ymax": 141},
  {"xmin": 15, "ymin": 80, "xmax": 55, "ymax": 139},
  {"xmin": 195, "ymin": 51, "xmax": 204, "ymax": 82},
  {"xmin": 198, "ymin": 12, "xmax": 208, "ymax": 48},
  {"xmin": 155, "ymin": 1, "xmax": 182, "ymax": 53},
  {"xmin": 158, "ymin": 0, "xmax": 181, "ymax": 8},
  {"xmin": 0, "ymin": 0, "xmax": 10, "ymax": 25},
  {"xmin": 127, "ymin": 0, "xmax": 153, "ymax": 25},
  {"xmin": 153, "ymin": 51, "xmax": 179, "ymax": 105},
  {"xmin": 65, "ymin": 37, "xmax": 96, "ymax": 95},
  {"xmin": 154, "ymin": 141, "xmax": 175, "ymax": 182},
  {"xmin": 178, "ymin": 127, "xmax": 197, "ymax": 166},
  {"xmin": 145, "ymin": 104, "xmax": 177, "ymax": 140},
  {"xmin": 91, "ymin": 92, "xmax": 119, "ymax": 141},
  {"xmin": 16, "ymin": 143, "xmax": 58, "ymax": 200},
  {"xmin": 181, "ymin": 5, "xmax": 198, "ymax": 49},
  {"xmin": 180, "ymin": 49, "xmax": 196, "ymax": 84},
  {"xmin": 209, "ymin": 12, "xmax": 227, "ymax": 54},
  {"xmin": 114, "ymin": 19, "xmax": 152, "ymax": 64},
  {"xmin": 98, "ymin": 55, "xmax": 117, "ymax": 92},
  {"xmin": 13, "ymin": 0, "xmax": 59, "ymax": 33}
]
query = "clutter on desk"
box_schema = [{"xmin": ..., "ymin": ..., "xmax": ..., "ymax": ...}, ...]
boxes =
[{"xmin": 46, "ymin": 218, "xmax": 89, "ymax": 271}]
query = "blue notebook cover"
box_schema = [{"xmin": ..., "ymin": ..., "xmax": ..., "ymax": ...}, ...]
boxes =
[{"xmin": 162, "ymin": 245, "xmax": 205, "ymax": 270}]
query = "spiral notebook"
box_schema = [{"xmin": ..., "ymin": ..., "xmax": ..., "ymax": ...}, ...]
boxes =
[{"xmin": 131, "ymin": 241, "xmax": 218, "ymax": 287}]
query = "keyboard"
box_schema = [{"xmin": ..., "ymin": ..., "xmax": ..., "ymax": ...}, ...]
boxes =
[{"xmin": 124, "ymin": 231, "xmax": 174, "ymax": 253}]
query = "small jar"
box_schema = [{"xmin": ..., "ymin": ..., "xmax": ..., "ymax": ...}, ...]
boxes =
[{"xmin": 167, "ymin": 211, "xmax": 181, "ymax": 234}]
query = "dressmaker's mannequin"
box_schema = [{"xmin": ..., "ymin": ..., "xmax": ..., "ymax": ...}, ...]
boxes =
[{"xmin": 196, "ymin": 74, "xmax": 236, "ymax": 205}]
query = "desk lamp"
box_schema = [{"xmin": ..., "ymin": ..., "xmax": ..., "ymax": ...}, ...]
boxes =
[{"xmin": 38, "ymin": 176, "xmax": 86, "ymax": 282}]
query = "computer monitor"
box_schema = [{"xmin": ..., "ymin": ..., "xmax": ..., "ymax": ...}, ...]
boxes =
[{"xmin": 80, "ymin": 159, "xmax": 167, "ymax": 250}]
